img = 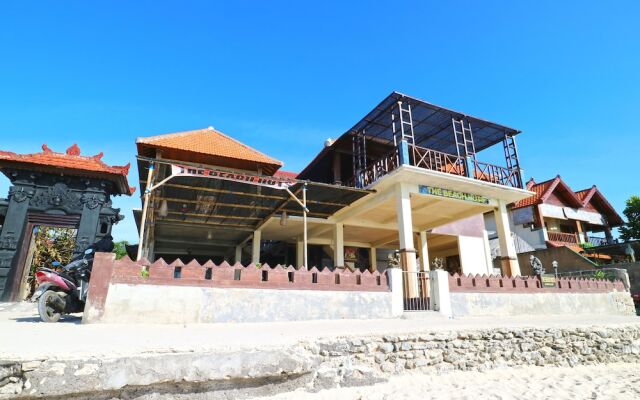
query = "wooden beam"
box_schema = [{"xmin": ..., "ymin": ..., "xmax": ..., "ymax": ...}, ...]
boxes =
[
  {"xmin": 158, "ymin": 197, "xmax": 274, "ymax": 211},
  {"xmin": 158, "ymin": 218, "xmax": 255, "ymax": 231},
  {"xmin": 164, "ymin": 211, "xmax": 262, "ymax": 220},
  {"xmin": 142, "ymin": 180, "xmax": 350, "ymax": 207}
]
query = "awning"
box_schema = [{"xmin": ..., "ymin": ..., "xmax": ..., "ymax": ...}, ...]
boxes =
[
  {"xmin": 563, "ymin": 208, "xmax": 605, "ymax": 225},
  {"xmin": 539, "ymin": 204, "xmax": 567, "ymax": 220}
]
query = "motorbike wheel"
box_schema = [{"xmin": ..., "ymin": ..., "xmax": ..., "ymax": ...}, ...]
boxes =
[{"xmin": 38, "ymin": 290, "xmax": 63, "ymax": 323}]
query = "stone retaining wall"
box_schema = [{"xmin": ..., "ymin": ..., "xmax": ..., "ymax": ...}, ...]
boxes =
[{"xmin": 3, "ymin": 324, "xmax": 640, "ymax": 398}]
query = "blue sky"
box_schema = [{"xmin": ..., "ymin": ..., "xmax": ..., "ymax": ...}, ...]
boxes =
[{"xmin": 0, "ymin": 1, "xmax": 638, "ymax": 242}]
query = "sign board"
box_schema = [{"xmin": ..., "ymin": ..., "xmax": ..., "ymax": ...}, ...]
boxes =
[
  {"xmin": 540, "ymin": 274, "xmax": 557, "ymax": 288},
  {"xmin": 171, "ymin": 164, "xmax": 296, "ymax": 190},
  {"xmin": 418, "ymin": 185, "xmax": 489, "ymax": 205}
]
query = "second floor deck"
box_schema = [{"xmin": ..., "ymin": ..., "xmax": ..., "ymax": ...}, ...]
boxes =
[{"xmin": 298, "ymin": 92, "xmax": 525, "ymax": 192}]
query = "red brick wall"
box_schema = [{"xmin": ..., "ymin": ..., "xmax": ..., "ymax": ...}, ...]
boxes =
[{"xmin": 448, "ymin": 273, "xmax": 626, "ymax": 294}]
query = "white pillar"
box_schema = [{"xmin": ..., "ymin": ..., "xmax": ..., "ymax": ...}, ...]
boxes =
[
  {"xmin": 482, "ymin": 229, "xmax": 494, "ymax": 274},
  {"xmin": 429, "ymin": 269, "xmax": 452, "ymax": 317},
  {"xmin": 333, "ymin": 223, "xmax": 344, "ymax": 268},
  {"xmin": 396, "ymin": 183, "xmax": 417, "ymax": 298},
  {"xmin": 395, "ymin": 184, "xmax": 417, "ymax": 273},
  {"xmin": 235, "ymin": 245, "xmax": 242, "ymax": 265},
  {"xmin": 296, "ymin": 239, "xmax": 304, "ymax": 268},
  {"xmin": 369, "ymin": 247, "xmax": 377, "ymax": 272},
  {"xmin": 387, "ymin": 267, "xmax": 404, "ymax": 317},
  {"xmin": 494, "ymin": 199, "xmax": 521, "ymax": 276},
  {"xmin": 419, "ymin": 231, "xmax": 429, "ymax": 271},
  {"xmin": 251, "ymin": 230, "xmax": 262, "ymax": 264}
]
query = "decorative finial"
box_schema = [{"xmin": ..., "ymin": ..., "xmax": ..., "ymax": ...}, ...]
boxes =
[
  {"xmin": 42, "ymin": 144, "xmax": 53, "ymax": 153},
  {"xmin": 92, "ymin": 152, "xmax": 104, "ymax": 161},
  {"xmin": 66, "ymin": 144, "xmax": 81, "ymax": 156}
]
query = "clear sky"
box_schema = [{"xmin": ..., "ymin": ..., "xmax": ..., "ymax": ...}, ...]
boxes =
[{"xmin": 0, "ymin": 1, "xmax": 638, "ymax": 242}]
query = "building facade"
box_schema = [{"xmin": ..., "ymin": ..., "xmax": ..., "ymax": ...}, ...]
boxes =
[{"xmin": 135, "ymin": 92, "xmax": 533, "ymax": 278}]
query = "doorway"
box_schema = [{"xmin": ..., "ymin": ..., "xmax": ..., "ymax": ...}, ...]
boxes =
[
  {"xmin": 6, "ymin": 213, "xmax": 80, "ymax": 301},
  {"xmin": 16, "ymin": 226, "xmax": 77, "ymax": 300}
]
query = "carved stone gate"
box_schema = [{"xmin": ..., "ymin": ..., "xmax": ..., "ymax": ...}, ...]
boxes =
[{"xmin": 0, "ymin": 144, "xmax": 134, "ymax": 300}]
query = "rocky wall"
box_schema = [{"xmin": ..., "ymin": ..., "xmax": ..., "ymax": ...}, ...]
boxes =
[{"xmin": 3, "ymin": 324, "xmax": 640, "ymax": 398}]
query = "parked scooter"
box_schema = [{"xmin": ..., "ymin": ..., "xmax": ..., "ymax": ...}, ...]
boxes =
[
  {"xmin": 32, "ymin": 248, "xmax": 94, "ymax": 322},
  {"xmin": 32, "ymin": 235, "xmax": 114, "ymax": 322}
]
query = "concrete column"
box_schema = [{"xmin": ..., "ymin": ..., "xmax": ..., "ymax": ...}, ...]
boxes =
[
  {"xmin": 333, "ymin": 223, "xmax": 344, "ymax": 268},
  {"xmin": 494, "ymin": 199, "xmax": 521, "ymax": 277},
  {"xmin": 387, "ymin": 267, "xmax": 404, "ymax": 317},
  {"xmin": 419, "ymin": 231, "xmax": 429, "ymax": 271},
  {"xmin": 395, "ymin": 184, "xmax": 417, "ymax": 273},
  {"xmin": 605, "ymin": 226, "xmax": 613, "ymax": 244},
  {"xmin": 251, "ymin": 230, "xmax": 261, "ymax": 264},
  {"xmin": 396, "ymin": 183, "xmax": 417, "ymax": 298},
  {"xmin": 369, "ymin": 247, "xmax": 377, "ymax": 272},
  {"xmin": 482, "ymin": 229, "xmax": 494, "ymax": 274},
  {"xmin": 296, "ymin": 239, "xmax": 304, "ymax": 268},
  {"xmin": 235, "ymin": 245, "xmax": 242, "ymax": 265},
  {"xmin": 429, "ymin": 269, "xmax": 452, "ymax": 317}
]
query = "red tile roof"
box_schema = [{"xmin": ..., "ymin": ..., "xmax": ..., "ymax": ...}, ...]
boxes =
[
  {"xmin": 513, "ymin": 176, "xmax": 624, "ymax": 227},
  {"xmin": 274, "ymin": 170, "xmax": 298, "ymax": 179},
  {"xmin": 0, "ymin": 144, "xmax": 134, "ymax": 195},
  {"xmin": 512, "ymin": 175, "xmax": 582, "ymax": 209},
  {"xmin": 137, "ymin": 127, "xmax": 282, "ymax": 169}
]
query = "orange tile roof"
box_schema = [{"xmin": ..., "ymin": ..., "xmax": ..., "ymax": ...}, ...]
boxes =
[
  {"xmin": 0, "ymin": 144, "xmax": 134, "ymax": 195},
  {"xmin": 137, "ymin": 127, "xmax": 282, "ymax": 168},
  {"xmin": 545, "ymin": 241, "xmax": 583, "ymax": 253},
  {"xmin": 512, "ymin": 175, "xmax": 583, "ymax": 209},
  {"xmin": 512, "ymin": 177, "xmax": 557, "ymax": 208},
  {"xmin": 274, "ymin": 170, "xmax": 298, "ymax": 179}
]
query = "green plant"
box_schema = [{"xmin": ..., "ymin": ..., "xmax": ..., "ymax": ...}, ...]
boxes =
[
  {"xmin": 620, "ymin": 195, "xmax": 640, "ymax": 241},
  {"xmin": 27, "ymin": 227, "xmax": 77, "ymax": 297},
  {"xmin": 580, "ymin": 242, "xmax": 595, "ymax": 249},
  {"xmin": 140, "ymin": 267, "xmax": 150, "ymax": 278},
  {"xmin": 593, "ymin": 270, "xmax": 606, "ymax": 280},
  {"xmin": 113, "ymin": 240, "xmax": 129, "ymax": 260}
]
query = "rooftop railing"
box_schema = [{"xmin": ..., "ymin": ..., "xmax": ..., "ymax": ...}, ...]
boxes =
[{"xmin": 346, "ymin": 143, "xmax": 523, "ymax": 189}]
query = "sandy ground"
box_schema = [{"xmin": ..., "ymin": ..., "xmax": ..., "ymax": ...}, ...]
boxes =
[
  {"xmin": 0, "ymin": 301, "xmax": 639, "ymax": 361},
  {"xmin": 254, "ymin": 363, "xmax": 640, "ymax": 400}
]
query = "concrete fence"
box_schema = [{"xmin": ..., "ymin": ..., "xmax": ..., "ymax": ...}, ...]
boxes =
[
  {"xmin": 448, "ymin": 273, "xmax": 627, "ymax": 293},
  {"xmin": 83, "ymin": 253, "xmax": 394, "ymax": 324},
  {"xmin": 429, "ymin": 271, "xmax": 634, "ymax": 318}
]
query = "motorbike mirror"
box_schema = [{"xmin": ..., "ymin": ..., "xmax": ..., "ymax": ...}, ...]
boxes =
[{"xmin": 84, "ymin": 248, "xmax": 94, "ymax": 255}]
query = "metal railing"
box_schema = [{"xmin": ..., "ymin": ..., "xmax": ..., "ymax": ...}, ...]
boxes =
[
  {"xmin": 410, "ymin": 145, "xmax": 467, "ymax": 176},
  {"xmin": 473, "ymin": 160, "xmax": 522, "ymax": 188},
  {"xmin": 587, "ymin": 236, "xmax": 613, "ymax": 247},
  {"xmin": 345, "ymin": 143, "xmax": 523, "ymax": 189},
  {"xmin": 548, "ymin": 232, "xmax": 579, "ymax": 244},
  {"xmin": 402, "ymin": 270, "xmax": 430, "ymax": 311},
  {"xmin": 345, "ymin": 148, "xmax": 399, "ymax": 188}
]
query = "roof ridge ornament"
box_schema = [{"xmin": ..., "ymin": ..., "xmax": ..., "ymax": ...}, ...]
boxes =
[
  {"xmin": 42, "ymin": 144, "xmax": 53, "ymax": 153},
  {"xmin": 66, "ymin": 144, "xmax": 81, "ymax": 156}
]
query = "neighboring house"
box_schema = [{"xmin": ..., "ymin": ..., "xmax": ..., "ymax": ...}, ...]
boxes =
[{"xmin": 485, "ymin": 175, "xmax": 625, "ymax": 264}]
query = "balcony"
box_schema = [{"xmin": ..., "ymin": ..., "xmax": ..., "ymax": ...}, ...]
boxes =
[
  {"xmin": 547, "ymin": 231, "xmax": 579, "ymax": 244},
  {"xmin": 345, "ymin": 143, "xmax": 523, "ymax": 189}
]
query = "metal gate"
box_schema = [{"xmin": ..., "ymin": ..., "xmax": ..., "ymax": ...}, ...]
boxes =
[{"xmin": 402, "ymin": 270, "xmax": 430, "ymax": 311}]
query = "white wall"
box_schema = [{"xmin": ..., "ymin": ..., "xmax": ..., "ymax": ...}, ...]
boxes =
[
  {"xmin": 97, "ymin": 284, "xmax": 394, "ymax": 324},
  {"xmin": 458, "ymin": 235, "xmax": 492, "ymax": 275}
]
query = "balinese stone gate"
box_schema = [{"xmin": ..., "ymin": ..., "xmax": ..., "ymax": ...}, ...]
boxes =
[{"xmin": 0, "ymin": 144, "xmax": 133, "ymax": 300}]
